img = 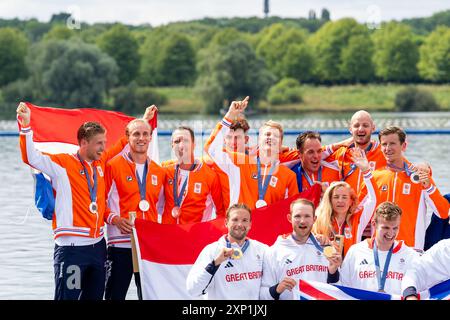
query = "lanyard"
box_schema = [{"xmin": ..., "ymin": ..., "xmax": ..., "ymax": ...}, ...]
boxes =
[
  {"xmin": 291, "ymin": 233, "xmax": 323, "ymax": 253},
  {"xmin": 373, "ymin": 241, "xmax": 394, "ymax": 292},
  {"xmin": 333, "ymin": 217, "xmax": 346, "ymax": 236},
  {"xmin": 77, "ymin": 153, "xmax": 97, "ymax": 203},
  {"xmin": 257, "ymin": 157, "xmax": 276, "ymax": 200},
  {"xmin": 226, "ymin": 237, "xmax": 250, "ymax": 254},
  {"xmin": 135, "ymin": 161, "xmax": 148, "ymax": 201},
  {"xmin": 295, "ymin": 164, "xmax": 322, "ymax": 192},
  {"xmin": 340, "ymin": 142, "xmax": 372, "ymax": 181},
  {"xmin": 387, "ymin": 162, "xmax": 413, "ymax": 176},
  {"xmin": 173, "ymin": 163, "xmax": 196, "ymax": 207}
]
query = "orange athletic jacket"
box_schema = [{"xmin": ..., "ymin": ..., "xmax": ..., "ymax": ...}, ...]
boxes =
[
  {"xmin": 20, "ymin": 126, "xmax": 127, "ymax": 242},
  {"xmin": 204, "ymin": 117, "xmax": 299, "ymax": 210},
  {"xmin": 359, "ymin": 167, "xmax": 450, "ymax": 250},
  {"xmin": 161, "ymin": 160, "xmax": 225, "ymax": 224},
  {"xmin": 105, "ymin": 152, "xmax": 166, "ymax": 246}
]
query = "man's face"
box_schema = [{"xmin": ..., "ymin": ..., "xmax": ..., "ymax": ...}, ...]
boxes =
[
  {"xmin": 331, "ymin": 186, "xmax": 352, "ymax": 216},
  {"xmin": 288, "ymin": 203, "xmax": 316, "ymax": 239},
  {"xmin": 380, "ymin": 133, "xmax": 406, "ymax": 164},
  {"xmin": 171, "ymin": 129, "xmax": 194, "ymax": 162},
  {"xmin": 349, "ymin": 115, "xmax": 375, "ymax": 147},
  {"xmin": 128, "ymin": 122, "xmax": 151, "ymax": 155},
  {"xmin": 300, "ymin": 138, "xmax": 322, "ymax": 173},
  {"xmin": 82, "ymin": 133, "xmax": 106, "ymax": 161},
  {"xmin": 224, "ymin": 128, "xmax": 247, "ymax": 153},
  {"xmin": 258, "ymin": 126, "xmax": 281, "ymax": 155},
  {"xmin": 226, "ymin": 208, "xmax": 251, "ymax": 241},
  {"xmin": 373, "ymin": 216, "xmax": 401, "ymax": 249}
]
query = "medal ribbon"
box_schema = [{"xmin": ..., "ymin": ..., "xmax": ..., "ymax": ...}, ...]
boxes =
[
  {"xmin": 340, "ymin": 142, "xmax": 372, "ymax": 181},
  {"xmin": 386, "ymin": 162, "xmax": 414, "ymax": 176},
  {"xmin": 135, "ymin": 159, "xmax": 149, "ymax": 201},
  {"xmin": 226, "ymin": 237, "xmax": 250, "ymax": 254},
  {"xmin": 77, "ymin": 153, "xmax": 97, "ymax": 204},
  {"xmin": 301, "ymin": 165, "xmax": 322, "ymax": 188},
  {"xmin": 257, "ymin": 157, "xmax": 276, "ymax": 201},
  {"xmin": 173, "ymin": 163, "xmax": 196, "ymax": 207},
  {"xmin": 373, "ymin": 241, "xmax": 394, "ymax": 292},
  {"xmin": 291, "ymin": 233, "xmax": 323, "ymax": 253}
]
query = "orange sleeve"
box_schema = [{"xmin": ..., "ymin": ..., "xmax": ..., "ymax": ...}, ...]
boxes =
[
  {"xmin": 210, "ymin": 170, "xmax": 225, "ymax": 217},
  {"xmin": 101, "ymin": 136, "xmax": 128, "ymax": 163},
  {"xmin": 279, "ymin": 149, "xmax": 300, "ymax": 164}
]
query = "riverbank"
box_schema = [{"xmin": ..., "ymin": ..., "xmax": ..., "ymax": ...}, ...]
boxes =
[{"xmin": 154, "ymin": 84, "xmax": 450, "ymax": 114}]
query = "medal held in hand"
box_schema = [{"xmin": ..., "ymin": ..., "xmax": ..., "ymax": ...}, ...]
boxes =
[
  {"xmin": 323, "ymin": 246, "xmax": 336, "ymax": 258},
  {"xmin": 231, "ymin": 248, "xmax": 243, "ymax": 260}
]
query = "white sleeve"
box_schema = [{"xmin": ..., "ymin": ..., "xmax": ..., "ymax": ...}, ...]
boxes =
[
  {"xmin": 21, "ymin": 130, "xmax": 65, "ymax": 179},
  {"xmin": 204, "ymin": 118, "xmax": 236, "ymax": 174},
  {"xmin": 259, "ymin": 248, "xmax": 279, "ymax": 300},
  {"xmin": 186, "ymin": 243, "xmax": 220, "ymax": 297},
  {"xmin": 156, "ymin": 186, "xmax": 165, "ymax": 216},
  {"xmin": 356, "ymin": 171, "xmax": 377, "ymax": 242},
  {"xmin": 402, "ymin": 239, "xmax": 450, "ymax": 293},
  {"xmin": 338, "ymin": 248, "xmax": 355, "ymax": 287}
]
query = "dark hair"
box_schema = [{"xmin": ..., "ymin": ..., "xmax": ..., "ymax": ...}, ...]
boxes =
[
  {"xmin": 230, "ymin": 118, "xmax": 250, "ymax": 133},
  {"xmin": 378, "ymin": 126, "xmax": 406, "ymax": 144},
  {"xmin": 77, "ymin": 122, "xmax": 105, "ymax": 144},
  {"xmin": 226, "ymin": 203, "xmax": 252, "ymax": 221},
  {"xmin": 174, "ymin": 126, "xmax": 195, "ymax": 143},
  {"xmin": 373, "ymin": 201, "xmax": 402, "ymax": 223},
  {"xmin": 296, "ymin": 131, "xmax": 321, "ymax": 152}
]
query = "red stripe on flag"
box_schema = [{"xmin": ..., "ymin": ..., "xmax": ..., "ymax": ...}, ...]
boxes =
[
  {"xmin": 17, "ymin": 102, "xmax": 157, "ymax": 148},
  {"xmin": 135, "ymin": 185, "xmax": 322, "ymax": 265},
  {"xmin": 299, "ymin": 280, "xmax": 337, "ymax": 300}
]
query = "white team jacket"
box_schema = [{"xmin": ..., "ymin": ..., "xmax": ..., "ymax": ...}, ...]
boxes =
[
  {"xmin": 186, "ymin": 235, "xmax": 268, "ymax": 300},
  {"xmin": 260, "ymin": 234, "xmax": 331, "ymax": 300},
  {"xmin": 340, "ymin": 239, "xmax": 419, "ymax": 295},
  {"xmin": 401, "ymin": 238, "xmax": 450, "ymax": 294}
]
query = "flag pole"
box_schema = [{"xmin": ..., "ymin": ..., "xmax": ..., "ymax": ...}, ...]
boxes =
[{"xmin": 129, "ymin": 212, "xmax": 143, "ymax": 300}]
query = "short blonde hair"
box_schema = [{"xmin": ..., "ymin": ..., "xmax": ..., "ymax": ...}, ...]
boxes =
[
  {"xmin": 259, "ymin": 120, "xmax": 284, "ymax": 143},
  {"xmin": 126, "ymin": 119, "xmax": 152, "ymax": 136}
]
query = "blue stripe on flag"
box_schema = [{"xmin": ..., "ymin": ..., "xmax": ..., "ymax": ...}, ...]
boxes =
[
  {"xmin": 334, "ymin": 284, "xmax": 393, "ymax": 300},
  {"xmin": 428, "ymin": 278, "xmax": 450, "ymax": 300}
]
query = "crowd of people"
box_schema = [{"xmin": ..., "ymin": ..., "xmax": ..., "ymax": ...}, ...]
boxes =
[{"xmin": 16, "ymin": 97, "xmax": 450, "ymax": 300}]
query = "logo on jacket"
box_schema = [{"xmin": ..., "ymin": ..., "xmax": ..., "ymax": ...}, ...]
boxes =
[
  {"xmin": 270, "ymin": 176, "xmax": 278, "ymax": 187},
  {"xmin": 97, "ymin": 166, "xmax": 104, "ymax": 177},
  {"xmin": 369, "ymin": 161, "xmax": 376, "ymax": 170},
  {"xmin": 381, "ymin": 184, "xmax": 388, "ymax": 192},
  {"xmin": 359, "ymin": 259, "xmax": 369, "ymax": 265},
  {"xmin": 168, "ymin": 179, "xmax": 173, "ymax": 185},
  {"xmin": 402, "ymin": 183, "xmax": 411, "ymax": 195},
  {"xmin": 151, "ymin": 175, "xmax": 158, "ymax": 186},
  {"xmin": 126, "ymin": 176, "xmax": 133, "ymax": 182},
  {"xmin": 251, "ymin": 172, "xmax": 258, "ymax": 179},
  {"xmin": 284, "ymin": 258, "xmax": 292, "ymax": 265},
  {"xmin": 80, "ymin": 169, "xmax": 85, "ymax": 175},
  {"xmin": 194, "ymin": 183, "xmax": 202, "ymax": 194},
  {"xmin": 224, "ymin": 261, "xmax": 234, "ymax": 268}
]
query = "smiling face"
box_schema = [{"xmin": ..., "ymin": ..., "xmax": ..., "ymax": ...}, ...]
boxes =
[
  {"xmin": 226, "ymin": 208, "xmax": 252, "ymax": 242},
  {"xmin": 258, "ymin": 123, "xmax": 282, "ymax": 156},
  {"xmin": 225, "ymin": 128, "xmax": 248, "ymax": 153},
  {"xmin": 349, "ymin": 111, "xmax": 375, "ymax": 148},
  {"xmin": 373, "ymin": 215, "xmax": 401, "ymax": 250},
  {"xmin": 171, "ymin": 129, "xmax": 195, "ymax": 163},
  {"xmin": 127, "ymin": 120, "xmax": 152, "ymax": 155},
  {"xmin": 380, "ymin": 133, "xmax": 406, "ymax": 165},
  {"xmin": 300, "ymin": 137, "xmax": 323, "ymax": 173},
  {"xmin": 288, "ymin": 202, "xmax": 316, "ymax": 241},
  {"xmin": 81, "ymin": 133, "xmax": 106, "ymax": 161}
]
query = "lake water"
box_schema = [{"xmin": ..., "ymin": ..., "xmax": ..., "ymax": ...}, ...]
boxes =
[{"xmin": 1, "ymin": 113, "xmax": 450, "ymax": 299}]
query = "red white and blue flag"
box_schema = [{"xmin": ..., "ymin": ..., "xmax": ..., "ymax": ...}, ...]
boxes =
[
  {"xmin": 133, "ymin": 185, "xmax": 323, "ymax": 300},
  {"xmin": 297, "ymin": 279, "xmax": 450, "ymax": 300}
]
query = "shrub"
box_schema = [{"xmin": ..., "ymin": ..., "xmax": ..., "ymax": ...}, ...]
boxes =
[
  {"xmin": 395, "ymin": 87, "xmax": 440, "ymax": 112},
  {"xmin": 267, "ymin": 78, "xmax": 303, "ymax": 105}
]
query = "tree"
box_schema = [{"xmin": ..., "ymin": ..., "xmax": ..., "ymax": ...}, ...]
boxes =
[
  {"xmin": 372, "ymin": 22, "xmax": 419, "ymax": 82},
  {"xmin": 195, "ymin": 40, "xmax": 275, "ymax": 114},
  {"xmin": 156, "ymin": 34, "xmax": 196, "ymax": 86},
  {"xmin": 321, "ymin": 9, "xmax": 331, "ymax": 21},
  {"xmin": 418, "ymin": 26, "xmax": 450, "ymax": 82},
  {"xmin": 256, "ymin": 24, "xmax": 308, "ymax": 77},
  {"xmin": 98, "ymin": 24, "xmax": 141, "ymax": 85},
  {"xmin": 340, "ymin": 35, "xmax": 375, "ymax": 83},
  {"xmin": 0, "ymin": 28, "xmax": 29, "ymax": 86},
  {"xmin": 308, "ymin": 18, "xmax": 369, "ymax": 83},
  {"xmin": 281, "ymin": 43, "xmax": 315, "ymax": 82},
  {"xmin": 26, "ymin": 39, "xmax": 118, "ymax": 107},
  {"xmin": 43, "ymin": 25, "xmax": 75, "ymax": 41}
]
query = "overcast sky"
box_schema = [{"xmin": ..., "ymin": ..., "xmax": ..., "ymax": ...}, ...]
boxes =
[{"xmin": 0, "ymin": 0, "xmax": 448, "ymax": 26}]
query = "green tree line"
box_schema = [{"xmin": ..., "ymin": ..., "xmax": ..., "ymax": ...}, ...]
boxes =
[{"xmin": 0, "ymin": 10, "xmax": 449, "ymax": 116}]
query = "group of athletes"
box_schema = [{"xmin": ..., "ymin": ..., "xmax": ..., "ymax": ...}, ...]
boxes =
[{"xmin": 16, "ymin": 96, "xmax": 450, "ymax": 300}]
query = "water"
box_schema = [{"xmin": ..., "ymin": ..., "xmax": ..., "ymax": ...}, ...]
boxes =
[{"xmin": 1, "ymin": 113, "xmax": 450, "ymax": 299}]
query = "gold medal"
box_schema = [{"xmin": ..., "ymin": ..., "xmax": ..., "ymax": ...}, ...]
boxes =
[
  {"xmin": 231, "ymin": 248, "xmax": 243, "ymax": 260},
  {"xmin": 323, "ymin": 246, "xmax": 335, "ymax": 258}
]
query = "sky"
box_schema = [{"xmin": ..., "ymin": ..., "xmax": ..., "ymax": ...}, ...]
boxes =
[{"xmin": 0, "ymin": 0, "xmax": 448, "ymax": 26}]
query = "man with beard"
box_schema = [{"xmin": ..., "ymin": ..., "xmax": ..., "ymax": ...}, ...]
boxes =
[
  {"xmin": 104, "ymin": 106, "xmax": 165, "ymax": 300},
  {"xmin": 186, "ymin": 204, "xmax": 268, "ymax": 299},
  {"xmin": 339, "ymin": 202, "xmax": 419, "ymax": 295},
  {"xmin": 260, "ymin": 199, "xmax": 342, "ymax": 300},
  {"xmin": 205, "ymin": 96, "xmax": 298, "ymax": 210}
]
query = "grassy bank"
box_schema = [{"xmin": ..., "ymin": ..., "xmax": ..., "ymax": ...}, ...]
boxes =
[{"xmin": 155, "ymin": 84, "xmax": 450, "ymax": 114}]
